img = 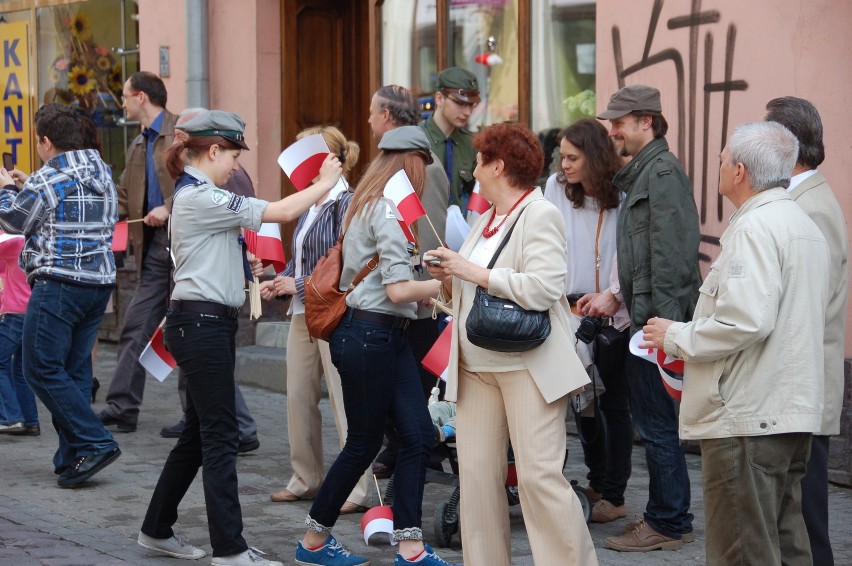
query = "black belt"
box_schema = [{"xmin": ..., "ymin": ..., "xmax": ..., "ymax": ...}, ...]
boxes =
[
  {"xmin": 169, "ymin": 300, "xmax": 240, "ymax": 320},
  {"xmin": 348, "ymin": 308, "xmax": 410, "ymax": 330}
]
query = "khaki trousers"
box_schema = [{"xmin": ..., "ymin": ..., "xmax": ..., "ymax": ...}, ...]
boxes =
[
  {"xmin": 456, "ymin": 367, "xmax": 598, "ymax": 566},
  {"xmin": 284, "ymin": 314, "xmax": 370, "ymax": 506}
]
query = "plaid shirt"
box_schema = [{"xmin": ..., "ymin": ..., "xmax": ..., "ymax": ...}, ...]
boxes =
[{"xmin": 0, "ymin": 149, "xmax": 117, "ymax": 286}]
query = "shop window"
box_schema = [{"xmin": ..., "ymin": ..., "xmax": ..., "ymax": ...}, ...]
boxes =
[
  {"xmin": 531, "ymin": 0, "xmax": 596, "ymax": 174},
  {"xmin": 36, "ymin": 0, "xmax": 138, "ymax": 181}
]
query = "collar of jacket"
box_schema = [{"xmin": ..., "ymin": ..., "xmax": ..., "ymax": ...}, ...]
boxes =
[
  {"xmin": 613, "ymin": 137, "xmax": 670, "ymax": 191},
  {"xmin": 728, "ymin": 186, "xmax": 792, "ymax": 224}
]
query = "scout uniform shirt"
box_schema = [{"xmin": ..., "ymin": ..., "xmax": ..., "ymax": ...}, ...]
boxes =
[
  {"xmin": 170, "ymin": 165, "xmax": 267, "ymax": 308},
  {"xmin": 421, "ymin": 116, "xmax": 476, "ymax": 215}
]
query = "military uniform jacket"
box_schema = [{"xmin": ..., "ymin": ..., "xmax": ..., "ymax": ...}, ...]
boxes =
[{"xmin": 421, "ymin": 117, "xmax": 476, "ymax": 213}]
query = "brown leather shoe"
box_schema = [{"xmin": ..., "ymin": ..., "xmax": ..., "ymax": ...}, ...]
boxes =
[
  {"xmin": 372, "ymin": 461, "xmax": 394, "ymax": 479},
  {"xmin": 584, "ymin": 485, "xmax": 602, "ymax": 504},
  {"xmin": 270, "ymin": 488, "xmax": 301, "ymax": 502},
  {"xmin": 591, "ymin": 500, "xmax": 627, "ymax": 523},
  {"xmin": 626, "ymin": 516, "xmax": 695, "ymax": 543},
  {"xmin": 339, "ymin": 501, "xmax": 369, "ymax": 515},
  {"xmin": 605, "ymin": 519, "xmax": 683, "ymax": 552}
]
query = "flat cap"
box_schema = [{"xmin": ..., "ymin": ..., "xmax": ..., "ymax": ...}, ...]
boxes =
[
  {"xmin": 437, "ymin": 67, "xmax": 481, "ymax": 104},
  {"xmin": 379, "ymin": 126, "xmax": 432, "ymax": 156},
  {"xmin": 597, "ymin": 85, "xmax": 662, "ymax": 120},
  {"xmin": 176, "ymin": 109, "xmax": 249, "ymax": 150}
]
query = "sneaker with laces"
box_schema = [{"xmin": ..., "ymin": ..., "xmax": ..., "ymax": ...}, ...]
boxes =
[
  {"xmin": 590, "ymin": 499, "xmax": 627, "ymax": 523},
  {"xmin": 295, "ymin": 534, "xmax": 369, "ymax": 566},
  {"xmin": 137, "ymin": 531, "xmax": 206, "ymax": 559},
  {"xmin": 394, "ymin": 544, "xmax": 460, "ymax": 565},
  {"xmin": 605, "ymin": 519, "xmax": 682, "ymax": 552},
  {"xmin": 212, "ymin": 547, "xmax": 283, "ymax": 566}
]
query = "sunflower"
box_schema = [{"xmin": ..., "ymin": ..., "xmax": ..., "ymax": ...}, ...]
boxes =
[
  {"xmin": 68, "ymin": 65, "xmax": 96, "ymax": 96},
  {"xmin": 108, "ymin": 64, "xmax": 123, "ymax": 93},
  {"xmin": 70, "ymin": 13, "xmax": 92, "ymax": 40},
  {"xmin": 96, "ymin": 56, "xmax": 112, "ymax": 71}
]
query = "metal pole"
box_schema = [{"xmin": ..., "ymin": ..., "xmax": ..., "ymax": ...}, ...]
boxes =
[{"xmin": 185, "ymin": 0, "xmax": 209, "ymax": 108}]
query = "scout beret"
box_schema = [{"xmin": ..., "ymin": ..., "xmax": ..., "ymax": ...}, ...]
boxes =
[
  {"xmin": 437, "ymin": 67, "xmax": 481, "ymax": 105},
  {"xmin": 378, "ymin": 126, "xmax": 431, "ymax": 154},
  {"xmin": 597, "ymin": 85, "xmax": 663, "ymax": 120},
  {"xmin": 176, "ymin": 109, "xmax": 249, "ymax": 150}
]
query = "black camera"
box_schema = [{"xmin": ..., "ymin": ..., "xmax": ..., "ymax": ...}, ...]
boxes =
[{"xmin": 575, "ymin": 315, "xmax": 605, "ymax": 344}]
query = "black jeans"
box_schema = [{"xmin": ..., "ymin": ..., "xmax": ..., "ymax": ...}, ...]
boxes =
[
  {"xmin": 307, "ymin": 313, "xmax": 433, "ymax": 537},
  {"xmin": 141, "ymin": 310, "xmax": 247, "ymax": 557},
  {"xmin": 579, "ymin": 331, "xmax": 633, "ymax": 506}
]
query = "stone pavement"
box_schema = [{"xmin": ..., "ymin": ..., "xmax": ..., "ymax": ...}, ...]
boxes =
[{"xmin": 2, "ymin": 341, "xmax": 852, "ymax": 565}]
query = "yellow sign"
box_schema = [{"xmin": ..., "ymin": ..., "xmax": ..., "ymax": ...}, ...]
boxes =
[{"xmin": 0, "ymin": 21, "xmax": 32, "ymax": 174}]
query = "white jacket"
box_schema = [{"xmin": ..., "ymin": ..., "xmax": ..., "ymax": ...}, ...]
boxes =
[{"xmin": 663, "ymin": 188, "xmax": 830, "ymax": 440}]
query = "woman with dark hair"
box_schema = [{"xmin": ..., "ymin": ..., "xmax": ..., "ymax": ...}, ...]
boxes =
[
  {"xmin": 295, "ymin": 126, "xmax": 457, "ymax": 566},
  {"xmin": 425, "ymin": 123, "xmax": 597, "ymax": 565},
  {"xmin": 544, "ymin": 119, "xmax": 633, "ymax": 525},
  {"xmin": 137, "ymin": 110, "xmax": 341, "ymax": 566}
]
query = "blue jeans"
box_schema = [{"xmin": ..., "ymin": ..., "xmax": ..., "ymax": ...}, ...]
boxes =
[
  {"xmin": 625, "ymin": 355, "xmax": 693, "ymax": 537},
  {"xmin": 308, "ymin": 312, "xmax": 433, "ymax": 537},
  {"xmin": 142, "ymin": 310, "xmax": 248, "ymax": 558},
  {"xmin": 0, "ymin": 313, "xmax": 38, "ymax": 426},
  {"xmin": 23, "ymin": 279, "xmax": 116, "ymax": 472}
]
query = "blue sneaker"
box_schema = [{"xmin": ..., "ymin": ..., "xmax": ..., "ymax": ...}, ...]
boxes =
[
  {"xmin": 295, "ymin": 534, "xmax": 370, "ymax": 566},
  {"xmin": 394, "ymin": 544, "xmax": 460, "ymax": 565}
]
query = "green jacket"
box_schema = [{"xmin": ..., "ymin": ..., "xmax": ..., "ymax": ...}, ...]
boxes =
[
  {"xmin": 614, "ymin": 137, "xmax": 701, "ymax": 332},
  {"xmin": 421, "ymin": 116, "xmax": 476, "ymax": 213}
]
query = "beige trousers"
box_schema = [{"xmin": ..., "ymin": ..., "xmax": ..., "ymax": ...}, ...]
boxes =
[
  {"xmin": 284, "ymin": 313, "xmax": 371, "ymax": 506},
  {"xmin": 456, "ymin": 367, "xmax": 598, "ymax": 566}
]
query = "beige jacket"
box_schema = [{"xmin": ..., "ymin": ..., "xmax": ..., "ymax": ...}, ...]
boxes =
[
  {"xmin": 789, "ymin": 171, "xmax": 849, "ymax": 435},
  {"xmin": 444, "ymin": 189, "xmax": 589, "ymax": 404},
  {"xmin": 664, "ymin": 188, "xmax": 829, "ymax": 440}
]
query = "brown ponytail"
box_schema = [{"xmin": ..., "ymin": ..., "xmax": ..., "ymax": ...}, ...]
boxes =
[{"xmin": 165, "ymin": 135, "xmax": 243, "ymax": 180}]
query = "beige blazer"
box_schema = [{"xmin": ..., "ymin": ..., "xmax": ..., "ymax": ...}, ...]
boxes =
[
  {"xmin": 790, "ymin": 171, "xmax": 849, "ymax": 435},
  {"xmin": 444, "ymin": 188, "xmax": 590, "ymax": 404}
]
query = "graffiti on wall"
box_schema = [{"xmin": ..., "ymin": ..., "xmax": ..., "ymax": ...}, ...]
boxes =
[{"xmin": 610, "ymin": 0, "xmax": 748, "ymax": 262}]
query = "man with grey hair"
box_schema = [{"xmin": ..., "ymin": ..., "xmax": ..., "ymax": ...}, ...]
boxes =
[
  {"xmin": 642, "ymin": 121, "xmax": 830, "ymax": 565},
  {"xmin": 765, "ymin": 96, "xmax": 848, "ymax": 566}
]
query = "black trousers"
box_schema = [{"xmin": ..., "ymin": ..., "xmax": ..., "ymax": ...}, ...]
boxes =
[{"xmin": 802, "ymin": 434, "xmax": 833, "ymax": 565}]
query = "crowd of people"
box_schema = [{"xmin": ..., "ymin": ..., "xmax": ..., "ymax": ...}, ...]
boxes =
[{"xmin": 0, "ymin": 66, "xmax": 846, "ymax": 566}]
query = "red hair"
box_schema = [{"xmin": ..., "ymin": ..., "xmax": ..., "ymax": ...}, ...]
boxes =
[{"xmin": 473, "ymin": 123, "xmax": 544, "ymax": 188}]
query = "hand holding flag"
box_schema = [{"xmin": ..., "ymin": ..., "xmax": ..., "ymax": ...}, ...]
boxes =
[
  {"xmin": 277, "ymin": 134, "xmax": 331, "ymax": 190},
  {"xmin": 139, "ymin": 321, "xmax": 177, "ymax": 382},
  {"xmin": 242, "ymin": 224, "xmax": 286, "ymax": 273},
  {"xmin": 383, "ymin": 170, "xmax": 442, "ymax": 246}
]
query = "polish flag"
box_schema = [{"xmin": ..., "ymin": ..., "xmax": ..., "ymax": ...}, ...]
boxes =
[
  {"xmin": 138, "ymin": 325, "xmax": 177, "ymax": 382},
  {"xmin": 467, "ymin": 181, "xmax": 491, "ymax": 215},
  {"xmin": 629, "ymin": 332, "xmax": 684, "ymax": 400},
  {"xmin": 112, "ymin": 220, "xmax": 128, "ymax": 252},
  {"xmin": 384, "ymin": 170, "xmax": 427, "ymax": 227},
  {"xmin": 422, "ymin": 317, "xmax": 453, "ymax": 381},
  {"xmin": 277, "ymin": 134, "xmax": 330, "ymax": 191},
  {"xmin": 243, "ymin": 223, "xmax": 286, "ymax": 272},
  {"xmin": 361, "ymin": 506, "xmax": 396, "ymax": 546}
]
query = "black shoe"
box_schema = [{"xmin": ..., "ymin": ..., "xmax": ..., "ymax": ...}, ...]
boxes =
[
  {"xmin": 91, "ymin": 377, "xmax": 100, "ymax": 404},
  {"xmin": 97, "ymin": 410, "xmax": 137, "ymax": 433},
  {"xmin": 11, "ymin": 424, "xmax": 41, "ymax": 437},
  {"xmin": 160, "ymin": 420, "xmax": 185, "ymax": 438},
  {"xmin": 238, "ymin": 438, "xmax": 260, "ymax": 454},
  {"xmin": 57, "ymin": 447, "xmax": 121, "ymax": 488}
]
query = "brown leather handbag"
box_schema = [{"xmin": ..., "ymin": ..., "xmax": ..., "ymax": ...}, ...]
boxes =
[{"xmin": 304, "ymin": 235, "xmax": 378, "ymax": 341}]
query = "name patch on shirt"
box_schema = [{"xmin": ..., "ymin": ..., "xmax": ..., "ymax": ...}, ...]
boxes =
[
  {"xmin": 211, "ymin": 189, "xmax": 228, "ymax": 205},
  {"xmin": 385, "ymin": 203, "xmax": 397, "ymax": 219},
  {"xmin": 226, "ymin": 194, "xmax": 244, "ymax": 213},
  {"xmin": 728, "ymin": 263, "xmax": 746, "ymax": 278}
]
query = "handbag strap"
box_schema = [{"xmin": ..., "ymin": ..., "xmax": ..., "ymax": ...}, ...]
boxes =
[
  {"xmin": 594, "ymin": 210, "xmax": 604, "ymax": 293},
  {"xmin": 484, "ymin": 199, "xmax": 541, "ymax": 270},
  {"xmin": 348, "ymin": 253, "xmax": 379, "ymax": 290}
]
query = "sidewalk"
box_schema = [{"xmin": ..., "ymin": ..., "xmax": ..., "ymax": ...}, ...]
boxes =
[{"xmin": 2, "ymin": 341, "xmax": 851, "ymax": 565}]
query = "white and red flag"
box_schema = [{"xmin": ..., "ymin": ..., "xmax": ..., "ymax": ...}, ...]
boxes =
[
  {"xmin": 384, "ymin": 170, "xmax": 427, "ymax": 227},
  {"xmin": 139, "ymin": 324, "xmax": 177, "ymax": 382},
  {"xmin": 628, "ymin": 332, "xmax": 684, "ymax": 400},
  {"xmin": 360, "ymin": 505, "xmax": 396, "ymax": 546},
  {"xmin": 467, "ymin": 181, "xmax": 491, "ymax": 215},
  {"xmin": 243, "ymin": 223, "xmax": 286, "ymax": 273},
  {"xmin": 422, "ymin": 318, "xmax": 454, "ymax": 381},
  {"xmin": 277, "ymin": 134, "xmax": 330, "ymax": 191}
]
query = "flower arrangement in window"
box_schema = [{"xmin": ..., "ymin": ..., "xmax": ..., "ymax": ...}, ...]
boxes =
[
  {"xmin": 562, "ymin": 89, "xmax": 596, "ymax": 123},
  {"xmin": 47, "ymin": 11, "xmax": 123, "ymax": 125}
]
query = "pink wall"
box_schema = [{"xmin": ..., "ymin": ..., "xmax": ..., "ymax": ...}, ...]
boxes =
[
  {"xmin": 138, "ymin": 0, "xmax": 282, "ymax": 200},
  {"xmin": 597, "ymin": 0, "xmax": 852, "ymax": 352}
]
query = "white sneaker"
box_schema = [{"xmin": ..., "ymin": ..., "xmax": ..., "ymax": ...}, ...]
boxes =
[
  {"xmin": 211, "ymin": 547, "xmax": 284, "ymax": 566},
  {"xmin": 138, "ymin": 531, "xmax": 206, "ymax": 559}
]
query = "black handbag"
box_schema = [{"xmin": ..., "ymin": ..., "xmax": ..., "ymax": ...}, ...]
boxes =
[
  {"xmin": 594, "ymin": 325, "xmax": 628, "ymax": 377},
  {"xmin": 465, "ymin": 204, "xmax": 551, "ymax": 352}
]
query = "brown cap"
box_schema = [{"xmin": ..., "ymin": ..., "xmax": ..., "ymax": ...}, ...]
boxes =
[{"xmin": 597, "ymin": 85, "xmax": 662, "ymax": 120}]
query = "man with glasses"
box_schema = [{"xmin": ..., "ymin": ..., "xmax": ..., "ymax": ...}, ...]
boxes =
[
  {"xmin": 98, "ymin": 71, "xmax": 177, "ymax": 433},
  {"xmin": 421, "ymin": 67, "xmax": 480, "ymax": 215}
]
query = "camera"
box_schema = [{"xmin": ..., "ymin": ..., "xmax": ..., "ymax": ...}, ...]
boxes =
[{"xmin": 575, "ymin": 315, "xmax": 605, "ymax": 344}]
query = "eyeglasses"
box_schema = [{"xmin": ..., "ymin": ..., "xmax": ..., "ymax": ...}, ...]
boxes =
[
  {"xmin": 442, "ymin": 90, "xmax": 478, "ymax": 109},
  {"xmin": 121, "ymin": 91, "xmax": 142, "ymax": 104}
]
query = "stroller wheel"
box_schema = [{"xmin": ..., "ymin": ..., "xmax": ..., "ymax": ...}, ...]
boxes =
[
  {"xmin": 433, "ymin": 502, "xmax": 459, "ymax": 547},
  {"xmin": 572, "ymin": 482, "xmax": 592, "ymax": 524}
]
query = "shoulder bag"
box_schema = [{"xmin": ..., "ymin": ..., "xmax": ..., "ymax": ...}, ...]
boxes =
[{"xmin": 465, "ymin": 203, "xmax": 551, "ymax": 352}]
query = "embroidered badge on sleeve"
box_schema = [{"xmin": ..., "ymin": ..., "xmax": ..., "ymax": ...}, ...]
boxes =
[
  {"xmin": 226, "ymin": 194, "xmax": 244, "ymax": 213},
  {"xmin": 211, "ymin": 189, "xmax": 228, "ymax": 205}
]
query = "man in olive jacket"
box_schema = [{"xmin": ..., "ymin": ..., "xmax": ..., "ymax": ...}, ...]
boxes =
[{"xmin": 598, "ymin": 85, "xmax": 701, "ymax": 552}]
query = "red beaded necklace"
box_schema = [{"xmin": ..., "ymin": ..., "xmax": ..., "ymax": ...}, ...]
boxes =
[{"xmin": 482, "ymin": 187, "xmax": 535, "ymax": 238}]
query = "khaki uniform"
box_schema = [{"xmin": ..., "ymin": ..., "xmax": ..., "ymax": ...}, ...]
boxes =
[{"xmin": 421, "ymin": 117, "xmax": 476, "ymax": 214}]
